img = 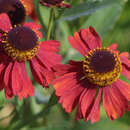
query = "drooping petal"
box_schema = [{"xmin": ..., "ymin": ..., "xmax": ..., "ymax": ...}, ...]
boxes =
[
  {"xmin": 120, "ymin": 52, "xmax": 130, "ymax": 80},
  {"xmin": 36, "ymin": 41, "xmax": 61, "ymax": 70},
  {"xmin": 87, "ymin": 88, "xmax": 102, "ymax": 123},
  {"xmin": 40, "ymin": 40, "xmax": 60, "ymax": 52},
  {"xmin": 53, "ymin": 60, "xmax": 83, "ymax": 76},
  {"xmin": 0, "ymin": 13, "xmax": 11, "ymax": 31},
  {"xmin": 111, "ymin": 82, "xmax": 129, "ymax": 114},
  {"xmin": 113, "ymin": 79, "xmax": 130, "ymax": 101},
  {"xmin": 3, "ymin": 62, "xmax": 13, "ymax": 99},
  {"xmin": 11, "ymin": 62, "xmax": 34, "ymax": 99},
  {"xmin": 0, "ymin": 63, "xmax": 6, "ymax": 90},
  {"xmin": 80, "ymin": 87, "xmax": 97, "ymax": 120},
  {"xmin": 103, "ymin": 86, "xmax": 120, "ymax": 120},
  {"xmin": 76, "ymin": 89, "xmax": 87, "ymax": 120},
  {"xmin": 58, "ymin": 83, "xmax": 84, "ymax": 113},
  {"xmin": 30, "ymin": 57, "xmax": 55, "ymax": 87}
]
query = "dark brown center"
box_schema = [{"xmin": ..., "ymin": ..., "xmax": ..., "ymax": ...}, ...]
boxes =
[
  {"xmin": 90, "ymin": 50, "xmax": 116, "ymax": 73},
  {"xmin": 0, "ymin": 0, "xmax": 26, "ymax": 26},
  {"xmin": 8, "ymin": 26, "xmax": 38, "ymax": 51},
  {"xmin": 43, "ymin": 0, "xmax": 63, "ymax": 5}
]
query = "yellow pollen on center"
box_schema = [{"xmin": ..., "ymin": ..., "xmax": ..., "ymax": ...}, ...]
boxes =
[{"xmin": 83, "ymin": 48, "xmax": 122, "ymax": 87}]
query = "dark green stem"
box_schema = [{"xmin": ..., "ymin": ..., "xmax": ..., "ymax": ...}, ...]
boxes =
[
  {"xmin": 36, "ymin": 0, "xmax": 47, "ymax": 30},
  {"xmin": 46, "ymin": 8, "xmax": 55, "ymax": 40}
]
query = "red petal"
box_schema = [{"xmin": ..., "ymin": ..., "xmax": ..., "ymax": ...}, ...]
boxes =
[
  {"xmin": 113, "ymin": 79, "xmax": 130, "ymax": 101},
  {"xmin": 111, "ymin": 82, "xmax": 129, "ymax": 114},
  {"xmin": 11, "ymin": 62, "xmax": 34, "ymax": 99},
  {"xmin": 24, "ymin": 22, "xmax": 41, "ymax": 30},
  {"xmin": 53, "ymin": 72, "xmax": 83, "ymax": 95},
  {"xmin": 30, "ymin": 57, "xmax": 55, "ymax": 87},
  {"xmin": 76, "ymin": 89, "xmax": 87, "ymax": 120},
  {"xmin": 53, "ymin": 61, "xmax": 83, "ymax": 76},
  {"xmin": 59, "ymin": 85, "xmax": 84, "ymax": 113},
  {"xmin": 109, "ymin": 43, "xmax": 118, "ymax": 50},
  {"xmin": 120, "ymin": 52, "xmax": 130, "ymax": 80},
  {"xmin": 0, "ymin": 13, "xmax": 11, "ymax": 31},
  {"xmin": 68, "ymin": 34, "xmax": 89, "ymax": 56},
  {"xmin": 0, "ymin": 63, "xmax": 6, "ymax": 90},
  {"xmin": 3, "ymin": 63, "xmax": 13, "ymax": 99},
  {"xmin": 87, "ymin": 88, "xmax": 102, "ymax": 123},
  {"xmin": 80, "ymin": 87, "xmax": 97, "ymax": 119},
  {"xmin": 103, "ymin": 86, "xmax": 120, "ymax": 120},
  {"xmin": 80, "ymin": 26, "xmax": 101, "ymax": 50},
  {"xmin": 37, "ymin": 44, "xmax": 61, "ymax": 70},
  {"xmin": 40, "ymin": 40, "xmax": 60, "ymax": 52}
]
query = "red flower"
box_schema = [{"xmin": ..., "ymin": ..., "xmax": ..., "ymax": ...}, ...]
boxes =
[
  {"xmin": 40, "ymin": 0, "xmax": 71, "ymax": 8},
  {"xmin": 53, "ymin": 26, "xmax": 130, "ymax": 123},
  {"xmin": 20, "ymin": 0, "xmax": 38, "ymax": 22},
  {"xmin": 0, "ymin": 13, "xmax": 61, "ymax": 99},
  {"xmin": 0, "ymin": 0, "xmax": 38, "ymax": 26}
]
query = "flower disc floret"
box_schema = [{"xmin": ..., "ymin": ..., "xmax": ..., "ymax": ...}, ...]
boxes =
[
  {"xmin": 83, "ymin": 48, "xmax": 122, "ymax": 86},
  {"xmin": 1, "ymin": 26, "xmax": 39, "ymax": 62}
]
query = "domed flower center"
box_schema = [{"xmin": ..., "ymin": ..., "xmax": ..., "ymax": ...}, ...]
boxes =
[
  {"xmin": 1, "ymin": 26, "xmax": 39, "ymax": 62},
  {"xmin": 8, "ymin": 26, "xmax": 38, "ymax": 51},
  {"xmin": 0, "ymin": 0, "xmax": 26, "ymax": 26},
  {"xmin": 43, "ymin": 0, "xmax": 63, "ymax": 5},
  {"xmin": 90, "ymin": 50, "xmax": 116, "ymax": 73},
  {"xmin": 83, "ymin": 48, "xmax": 122, "ymax": 86}
]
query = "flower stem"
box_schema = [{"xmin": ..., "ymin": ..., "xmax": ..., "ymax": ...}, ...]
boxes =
[
  {"xmin": 46, "ymin": 8, "xmax": 55, "ymax": 41},
  {"xmin": 36, "ymin": 0, "xmax": 47, "ymax": 30}
]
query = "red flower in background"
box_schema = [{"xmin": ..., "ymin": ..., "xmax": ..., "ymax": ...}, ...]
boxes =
[
  {"xmin": 0, "ymin": 0, "xmax": 38, "ymax": 26},
  {"xmin": 53, "ymin": 26, "xmax": 130, "ymax": 123},
  {"xmin": 20, "ymin": 0, "xmax": 38, "ymax": 22},
  {"xmin": 0, "ymin": 13, "xmax": 61, "ymax": 99},
  {"xmin": 40, "ymin": 0, "xmax": 71, "ymax": 8},
  {"xmin": 0, "ymin": 0, "xmax": 26, "ymax": 26}
]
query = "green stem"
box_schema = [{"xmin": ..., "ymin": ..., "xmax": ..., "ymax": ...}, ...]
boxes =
[
  {"xmin": 36, "ymin": 0, "xmax": 47, "ymax": 30},
  {"xmin": 46, "ymin": 8, "xmax": 55, "ymax": 40}
]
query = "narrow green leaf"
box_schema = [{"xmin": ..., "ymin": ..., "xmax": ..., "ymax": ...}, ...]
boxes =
[
  {"xmin": 82, "ymin": 0, "xmax": 125, "ymax": 38},
  {"xmin": 59, "ymin": 0, "xmax": 122, "ymax": 21}
]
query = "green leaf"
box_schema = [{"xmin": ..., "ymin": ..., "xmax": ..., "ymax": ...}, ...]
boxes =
[
  {"xmin": 47, "ymin": 92, "xmax": 57, "ymax": 107},
  {"xmin": 0, "ymin": 90, "xmax": 9, "ymax": 106},
  {"xmin": 81, "ymin": 0, "xmax": 125, "ymax": 38},
  {"xmin": 59, "ymin": 0, "xmax": 122, "ymax": 21}
]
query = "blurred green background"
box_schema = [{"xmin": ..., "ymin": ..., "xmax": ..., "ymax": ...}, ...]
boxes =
[{"xmin": 0, "ymin": 0, "xmax": 130, "ymax": 129}]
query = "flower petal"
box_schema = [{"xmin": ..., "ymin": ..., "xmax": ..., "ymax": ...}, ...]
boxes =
[
  {"xmin": 109, "ymin": 43, "xmax": 118, "ymax": 50},
  {"xmin": 103, "ymin": 86, "xmax": 123, "ymax": 120},
  {"xmin": 80, "ymin": 87, "xmax": 97, "ymax": 119},
  {"xmin": 3, "ymin": 62, "xmax": 13, "ymax": 99},
  {"xmin": 36, "ymin": 41, "xmax": 61, "ymax": 70},
  {"xmin": 11, "ymin": 62, "xmax": 34, "ymax": 99},
  {"xmin": 53, "ymin": 60, "xmax": 83, "ymax": 76},
  {"xmin": 68, "ymin": 33, "xmax": 89, "ymax": 56},
  {"xmin": 58, "ymin": 84, "xmax": 84, "ymax": 113},
  {"xmin": 80, "ymin": 26, "xmax": 101, "ymax": 50},
  {"xmin": 87, "ymin": 88, "xmax": 102, "ymax": 123},
  {"xmin": 120, "ymin": 52, "xmax": 130, "ymax": 80},
  {"xmin": 113, "ymin": 79, "xmax": 130, "ymax": 101},
  {"xmin": 30, "ymin": 57, "xmax": 55, "ymax": 87},
  {"xmin": 111, "ymin": 82, "xmax": 129, "ymax": 114},
  {"xmin": 0, "ymin": 13, "xmax": 11, "ymax": 31}
]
